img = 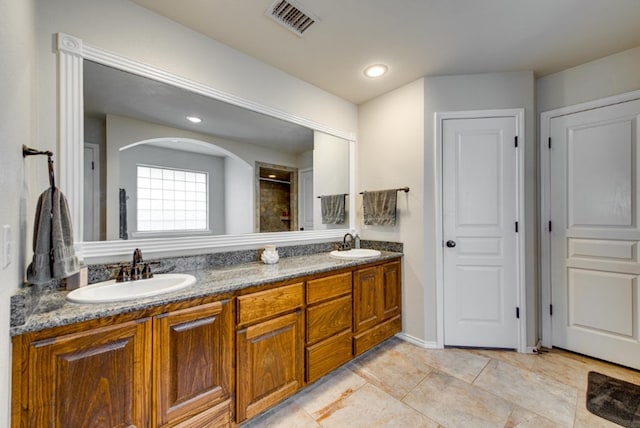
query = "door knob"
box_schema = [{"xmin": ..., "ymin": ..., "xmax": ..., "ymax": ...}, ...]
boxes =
[{"xmin": 446, "ymin": 240, "xmax": 456, "ymax": 248}]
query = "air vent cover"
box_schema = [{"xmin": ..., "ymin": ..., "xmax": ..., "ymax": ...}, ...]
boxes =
[{"xmin": 266, "ymin": 0, "xmax": 318, "ymax": 36}]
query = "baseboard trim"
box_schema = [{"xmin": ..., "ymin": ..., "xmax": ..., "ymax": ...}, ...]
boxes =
[{"xmin": 395, "ymin": 332, "xmax": 441, "ymax": 349}]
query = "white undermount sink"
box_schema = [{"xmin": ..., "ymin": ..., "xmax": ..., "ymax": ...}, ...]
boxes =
[
  {"xmin": 66, "ymin": 273, "xmax": 196, "ymax": 304},
  {"xmin": 330, "ymin": 248, "xmax": 381, "ymax": 259}
]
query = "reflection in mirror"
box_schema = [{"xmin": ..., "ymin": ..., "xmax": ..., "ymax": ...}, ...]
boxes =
[{"xmin": 83, "ymin": 60, "xmax": 350, "ymax": 242}]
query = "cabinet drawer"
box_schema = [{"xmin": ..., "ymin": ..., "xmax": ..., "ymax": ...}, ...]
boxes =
[
  {"xmin": 306, "ymin": 272, "xmax": 352, "ymax": 304},
  {"xmin": 353, "ymin": 315, "xmax": 401, "ymax": 356},
  {"xmin": 306, "ymin": 295, "xmax": 352, "ymax": 344},
  {"xmin": 306, "ymin": 329, "xmax": 352, "ymax": 383},
  {"xmin": 172, "ymin": 399, "xmax": 230, "ymax": 428},
  {"xmin": 237, "ymin": 282, "xmax": 304, "ymax": 325}
]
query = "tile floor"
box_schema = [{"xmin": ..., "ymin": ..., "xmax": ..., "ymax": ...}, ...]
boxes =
[{"xmin": 242, "ymin": 337, "xmax": 640, "ymax": 427}]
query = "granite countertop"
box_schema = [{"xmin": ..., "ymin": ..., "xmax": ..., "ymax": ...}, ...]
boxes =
[{"xmin": 11, "ymin": 251, "xmax": 402, "ymax": 336}]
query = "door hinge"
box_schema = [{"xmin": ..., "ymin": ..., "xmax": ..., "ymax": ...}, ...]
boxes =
[
  {"xmin": 515, "ymin": 221, "xmax": 519, "ymax": 233},
  {"xmin": 548, "ymin": 221, "xmax": 552, "ymax": 232},
  {"xmin": 550, "ymin": 304, "xmax": 553, "ymax": 316},
  {"xmin": 548, "ymin": 137, "xmax": 551, "ymax": 149},
  {"xmin": 91, "ymin": 161, "xmax": 95, "ymax": 170},
  {"xmin": 514, "ymin": 136, "xmax": 518, "ymax": 148},
  {"xmin": 516, "ymin": 307, "xmax": 520, "ymax": 319}
]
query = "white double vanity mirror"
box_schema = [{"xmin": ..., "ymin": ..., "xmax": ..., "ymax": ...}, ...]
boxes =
[{"xmin": 57, "ymin": 34, "xmax": 354, "ymax": 262}]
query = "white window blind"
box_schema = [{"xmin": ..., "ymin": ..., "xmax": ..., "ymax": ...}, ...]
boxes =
[{"xmin": 137, "ymin": 165, "xmax": 208, "ymax": 232}]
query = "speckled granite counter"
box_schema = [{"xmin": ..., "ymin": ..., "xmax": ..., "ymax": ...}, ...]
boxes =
[{"xmin": 10, "ymin": 250, "xmax": 402, "ymax": 336}]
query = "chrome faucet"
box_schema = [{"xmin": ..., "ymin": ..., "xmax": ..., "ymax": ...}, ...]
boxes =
[{"xmin": 340, "ymin": 233, "xmax": 354, "ymax": 251}]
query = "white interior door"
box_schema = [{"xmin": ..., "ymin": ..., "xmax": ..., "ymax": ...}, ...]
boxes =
[
  {"xmin": 299, "ymin": 168, "xmax": 314, "ymax": 230},
  {"xmin": 549, "ymin": 99, "xmax": 640, "ymax": 369},
  {"xmin": 443, "ymin": 116, "xmax": 519, "ymax": 348}
]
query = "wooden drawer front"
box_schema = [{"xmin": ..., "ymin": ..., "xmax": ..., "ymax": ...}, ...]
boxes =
[
  {"xmin": 172, "ymin": 399, "xmax": 230, "ymax": 428},
  {"xmin": 306, "ymin": 295, "xmax": 352, "ymax": 345},
  {"xmin": 306, "ymin": 272, "xmax": 352, "ymax": 304},
  {"xmin": 237, "ymin": 282, "xmax": 304, "ymax": 326},
  {"xmin": 306, "ymin": 330, "xmax": 353, "ymax": 383},
  {"xmin": 353, "ymin": 315, "xmax": 401, "ymax": 356}
]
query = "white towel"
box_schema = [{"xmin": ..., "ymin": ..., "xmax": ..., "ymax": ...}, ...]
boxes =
[{"xmin": 26, "ymin": 187, "xmax": 79, "ymax": 284}]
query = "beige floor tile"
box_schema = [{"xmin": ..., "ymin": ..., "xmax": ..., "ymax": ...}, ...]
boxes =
[
  {"xmin": 474, "ymin": 359, "xmax": 577, "ymax": 426},
  {"xmin": 403, "ymin": 370, "xmax": 514, "ymax": 428},
  {"xmin": 314, "ymin": 382, "xmax": 439, "ymax": 427},
  {"xmin": 292, "ymin": 366, "xmax": 368, "ymax": 419},
  {"xmin": 531, "ymin": 351, "xmax": 593, "ymax": 391},
  {"xmin": 406, "ymin": 346, "xmax": 491, "ymax": 383},
  {"xmin": 471, "ymin": 348, "xmax": 540, "ymax": 371},
  {"xmin": 348, "ymin": 338, "xmax": 432, "ymax": 399},
  {"xmin": 241, "ymin": 400, "xmax": 320, "ymax": 428},
  {"xmin": 505, "ymin": 406, "xmax": 561, "ymax": 427}
]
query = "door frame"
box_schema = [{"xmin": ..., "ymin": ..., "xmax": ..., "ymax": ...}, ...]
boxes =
[
  {"xmin": 539, "ymin": 89, "xmax": 640, "ymax": 348},
  {"xmin": 84, "ymin": 142, "xmax": 101, "ymax": 241},
  {"xmin": 434, "ymin": 109, "xmax": 527, "ymax": 352}
]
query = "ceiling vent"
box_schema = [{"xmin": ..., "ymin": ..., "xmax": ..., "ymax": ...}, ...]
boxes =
[{"xmin": 266, "ymin": 0, "xmax": 318, "ymax": 36}]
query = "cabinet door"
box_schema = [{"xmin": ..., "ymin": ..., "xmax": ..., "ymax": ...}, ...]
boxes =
[
  {"xmin": 381, "ymin": 261, "xmax": 402, "ymax": 321},
  {"xmin": 27, "ymin": 319, "xmax": 151, "ymax": 428},
  {"xmin": 154, "ymin": 300, "xmax": 232, "ymax": 427},
  {"xmin": 353, "ymin": 266, "xmax": 382, "ymax": 333},
  {"xmin": 236, "ymin": 311, "xmax": 304, "ymax": 422}
]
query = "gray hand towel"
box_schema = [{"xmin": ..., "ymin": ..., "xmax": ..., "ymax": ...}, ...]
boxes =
[
  {"xmin": 321, "ymin": 194, "xmax": 346, "ymax": 224},
  {"xmin": 26, "ymin": 187, "xmax": 79, "ymax": 284},
  {"xmin": 363, "ymin": 189, "xmax": 397, "ymax": 226}
]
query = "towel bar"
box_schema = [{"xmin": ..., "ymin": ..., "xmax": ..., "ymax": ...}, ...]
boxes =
[{"xmin": 359, "ymin": 187, "xmax": 409, "ymax": 195}]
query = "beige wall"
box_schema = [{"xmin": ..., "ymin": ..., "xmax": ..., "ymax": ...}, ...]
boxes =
[
  {"xmin": 537, "ymin": 46, "xmax": 640, "ymax": 113},
  {"xmin": 358, "ymin": 79, "xmax": 426, "ymax": 341},
  {"xmin": 0, "ymin": 0, "xmax": 36, "ymax": 425}
]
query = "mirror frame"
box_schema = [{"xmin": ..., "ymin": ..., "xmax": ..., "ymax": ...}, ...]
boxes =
[{"xmin": 56, "ymin": 33, "xmax": 356, "ymax": 262}]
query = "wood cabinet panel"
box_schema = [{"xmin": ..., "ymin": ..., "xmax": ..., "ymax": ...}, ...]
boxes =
[
  {"xmin": 26, "ymin": 319, "xmax": 151, "ymax": 428},
  {"xmin": 236, "ymin": 311, "xmax": 304, "ymax": 422},
  {"xmin": 353, "ymin": 315, "xmax": 402, "ymax": 356},
  {"xmin": 381, "ymin": 261, "xmax": 402, "ymax": 321},
  {"xmin": 171, "ymin": 399, "xmax": 230, "ymax": 428},
  {"xmin": 154, "ymin": 300, "xmax": 232, "ymax": 427},
  {"xmin": 306, "ymin": 295, "xmax": 352, "ymax": 345},
  {"xmin": 306, "ymin": 329, "xmax": 352, "ymax": 383},
  {"xmin": 353, "ymin": 266, "xmax": 382, "ymax": 333},
  {"xmin": 237, "ymin": 282, "xmax": 304, "ymax": 326},
  {"xmin": 306, "ymin": 272, "xmax": 352, "ymax": 304}
]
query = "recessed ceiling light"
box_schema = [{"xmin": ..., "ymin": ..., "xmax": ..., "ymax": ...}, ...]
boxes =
[
  {"xmin": 186, "ymin": 116, "xmax": 202, "ymax": 123},
  {"xmin": 364, "ymin": 64, "xmax": 388, "ymax": 78}
]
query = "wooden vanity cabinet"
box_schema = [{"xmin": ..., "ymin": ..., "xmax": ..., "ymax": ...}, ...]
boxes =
[
  {"xmin": 12, "ymin": 318, "xmax": 152, "ymax": 428},
  {"xmin": 353, "ymin": 260, "xmax": 402, "ymax": 356},
  {"xmin": 235, "ymin": 282, "xmax": 305, "ymax": 423},
  {"xmin": 153, "ymin": 300, "xmax": 233, "ymax": 427},
  {"xmin": 305, "ymin": 272, "xmax": 353, "ymax": 383}
]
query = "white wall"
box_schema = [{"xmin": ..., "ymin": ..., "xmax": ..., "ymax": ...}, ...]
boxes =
[
  {"xmin": 313, "ymin": 131, "xmax": 351, "ymax": 230},
  {"xmin": 0, "ymin": 0, "xmax": 36, "ymax": 425},
  {"xmin": 538, "ymin": 46, "xmax": 640, "ymax": 113},
  {"xmin": 358, "ymin": 79, "xmax": 426, "ymax": 341},
  {"xmin": 424, "ymin": 71, "xmax": 536, "ymax": 345},
  {"xmin": 359, "ymin": 72, "xmax": 536, "ymax": 346}
]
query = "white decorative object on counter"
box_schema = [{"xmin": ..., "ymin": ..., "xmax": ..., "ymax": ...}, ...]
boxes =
[{"xmin": 261, "ymin": 245, "xmax": 279, "ymax": 264}]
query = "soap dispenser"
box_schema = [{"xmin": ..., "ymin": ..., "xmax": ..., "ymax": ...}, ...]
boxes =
[{"xmin": 354, "ymin": 233, "xmax": 361, "ymax": 249}]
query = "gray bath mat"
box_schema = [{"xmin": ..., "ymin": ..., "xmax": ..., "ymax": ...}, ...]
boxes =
[{"xmin": 587, "ymin": 371, "xmax": 640, "ymax": 427}]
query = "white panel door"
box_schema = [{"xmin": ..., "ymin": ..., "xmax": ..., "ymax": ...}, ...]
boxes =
[
  {"xmin": 443, "ymin": 117, "xmax": 519, "ymax": 348},
  {"xmin": 550, "ymin": 99, "xmax": 640, "ymax": 369},
  {"xmin": 299, "ymin": 168, "xmax": 314, "ymax": 230}
]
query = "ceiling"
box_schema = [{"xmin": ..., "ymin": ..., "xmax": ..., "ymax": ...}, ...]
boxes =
[
  {"xmin": 84, "ymin": 60, "xmax": 314, "ymax": 153},
  {"xmin": 130, "ymin": 0, "xmax": 640, "ymax": 104}
]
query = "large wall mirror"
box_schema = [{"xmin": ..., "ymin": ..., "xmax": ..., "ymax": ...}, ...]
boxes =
[{"xmin": 57, "ymin": 33, "xmax": 355, "ymax": 262}]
